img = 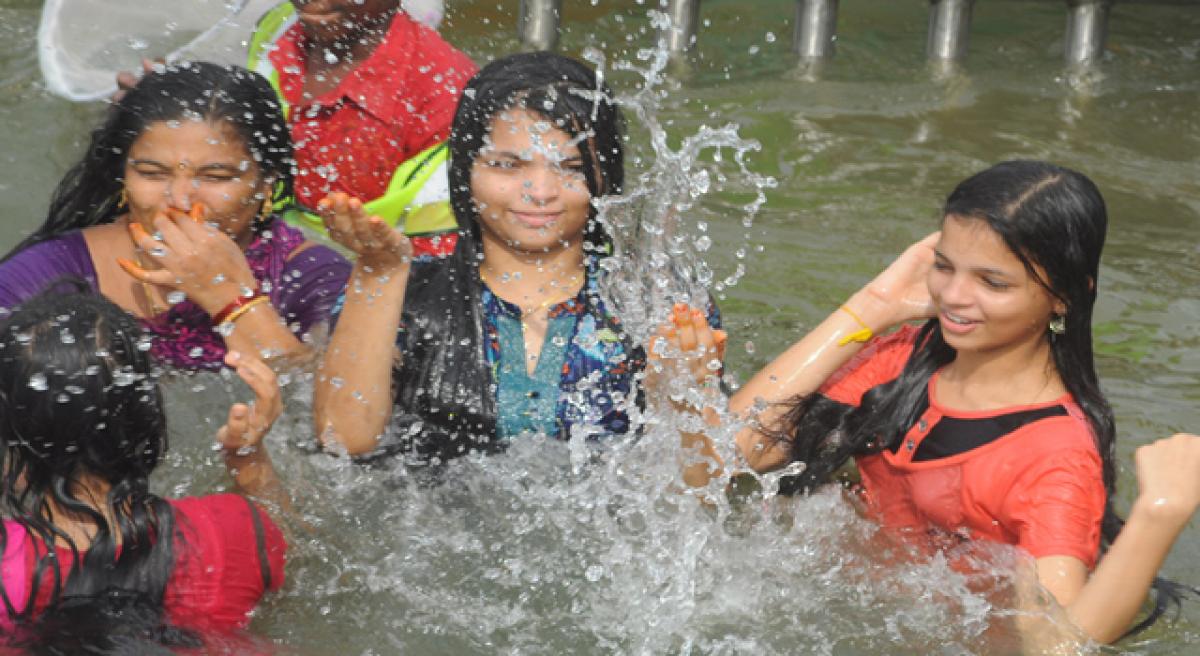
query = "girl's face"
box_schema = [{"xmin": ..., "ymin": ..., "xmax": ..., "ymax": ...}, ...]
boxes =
[
  {"xmin": 123, "ymin": 120, "xmax": 271, "ymax": 242},
  {"xmin": 470, "ymin": 108, "xmax": 593, "ymax": 256},
  {"xmin": 928, "ymin": 215, "xmax": 1066, "ymax": 354}
]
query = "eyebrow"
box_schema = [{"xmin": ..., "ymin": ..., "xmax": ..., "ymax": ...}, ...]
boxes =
[
  {"xmin": 128, "ymin": 159, "xmax": 242, "ymax": 173},
  {"xmin": 480, "ymin": 150, "xmax": 584, "ymax": 162},
  {"xmin": 934, "ymin": 249, "xmax": 1013, "ymax": 277}
]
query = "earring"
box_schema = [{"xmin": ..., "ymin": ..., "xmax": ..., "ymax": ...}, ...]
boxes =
[
  {"xmin": 1048, "ymin": 314, "xmax": 1067, "ymax": 335},
  {"xmin": 117, "ymin": 188, "xmax": 128, "ymax": 209},
  {"xmin": 258, "ymin": 196, "xmax": 273, "ymax": 222}
]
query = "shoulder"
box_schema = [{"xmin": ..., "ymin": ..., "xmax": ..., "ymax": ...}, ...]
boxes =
[
  {"xmin": 398, "ymin": 14, "xmax": 478, "ymax": 80},
  {"xmin": 0, "ymin": 232, "xmax": 95, "ymax": 310},
  {"xmin": 819, "ymin": 324, "xmax": 923, "ymax": 406}
]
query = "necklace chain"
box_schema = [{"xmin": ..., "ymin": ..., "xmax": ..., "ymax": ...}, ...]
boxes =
[{"xmin": 129, "ymin": 222, "xmax": 165, "ymax": 316}]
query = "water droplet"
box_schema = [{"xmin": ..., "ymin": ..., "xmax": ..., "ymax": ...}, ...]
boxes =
[
  {"xmin": 27, "ymin": 373, "xmax": 48, "ymax": 391},
  {"xmin": 765, "ymin": 32, "xmax": 777, "ymax": 43},
  {"xmin": 744, "ymin": 341, "xmax": 756, "ymax": 355},
  {"xmin": 584, "ymin": 564, "xmax": 605, "ymax": 582}
]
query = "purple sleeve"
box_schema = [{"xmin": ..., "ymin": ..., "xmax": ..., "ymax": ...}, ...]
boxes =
[
  {"xmin": 273, "ymin": 244, "xmax": 351, "ymax": 337},
  {"xmin": 0, "ymin": 234, "xmax": 97, "ymax": 317}
]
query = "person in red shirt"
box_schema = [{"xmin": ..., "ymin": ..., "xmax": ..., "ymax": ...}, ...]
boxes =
[
  {"xmin": 0, "ymin": 286, "xmax": 287, "ymax": 649},
  {"xmin": 247, "ymin": 0, "xmax": 476, "ymax": 254},
  {"xmin": 666, "ymin": 160, "xmax": 1200, "ymax": 646}
]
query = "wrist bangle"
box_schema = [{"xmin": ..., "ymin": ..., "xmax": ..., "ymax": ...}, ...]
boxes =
[
  {"xmin": 213, "ymin": 291, "xmax": 267, "ymax": 326},
  {"xmin": 837, "ymin": 305, "xmax": 874, "ymax": 346}
]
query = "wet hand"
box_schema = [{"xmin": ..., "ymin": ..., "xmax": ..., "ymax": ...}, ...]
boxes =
[
  {"xmin": 647, "ymin": 303, "xmax": 727, "ymax": 392},
  {"xmin": 117, "ymin": 204, "xmax": 259, "ymax": 315},
  {"xmin": 860, "ymin": 232, "xmax": 939, "ymax": 327},
  {"xmin": 1133, "ymin": 433, "xmax": 1200, "ymax": 524},
  {"xmin": 217, "ymin": 351, "xmax": 282, "ymax": 455},
  {"xmin": 318, "ymin": 192, "xmax": 411, "ymax": 272}
]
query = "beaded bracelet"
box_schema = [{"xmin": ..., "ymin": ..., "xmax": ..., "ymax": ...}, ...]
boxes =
[{"xmin": 212, "ymin": 291, "xmax": 267, "ymax": 326}]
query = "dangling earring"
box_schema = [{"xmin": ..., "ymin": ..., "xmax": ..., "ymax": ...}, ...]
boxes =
[
  {"xmin": 258, "ymin": 195, "xmax": 273, "ymax": 223},
  {"xmin": 117, "ymin": 188, "xmax": 129, "ymax": 210},
  {"xmin": 1048, "ymin": 314, "xmax": 1067, "ymax": 336}
]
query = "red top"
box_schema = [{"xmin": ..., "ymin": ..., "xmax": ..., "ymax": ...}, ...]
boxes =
[
  {"xmin": 819, "ymin": 326, "xmax": 1106, "ymax": 568},
  {"xmin": 269, "ymin": 12, "xmax": 477, "ymax": 207},
  {"xmin": 25, "ymin": 494, "xmax": 286, "ymax": 630}
]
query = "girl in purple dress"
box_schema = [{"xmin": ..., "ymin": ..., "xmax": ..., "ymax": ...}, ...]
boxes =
[{"xmin": 0, "ymin": 61, "xmax": 350, "ymax": 370}]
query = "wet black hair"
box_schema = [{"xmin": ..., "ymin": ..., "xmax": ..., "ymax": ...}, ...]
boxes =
[
  {"xmin": 4, "ymin": 61, "xmax": 293, "ymax": 261},
  {"xmin": 778, "ymin": 160, "xmax": 1183, "ymax": 635},
  {"xmin": 0, "ymin": 283, "xmax": 186, "ymax": 638},
  {"xmin": 376, "ymin": 52, "xmax": 629, "ymax": 461},
  {"xmin": 447, "ymin": 50, "xmax": 625, "ymax": 255}
]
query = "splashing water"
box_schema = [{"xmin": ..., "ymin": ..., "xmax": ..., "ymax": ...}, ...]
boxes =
[{"xmin": 141, "ymin": 14, "xmax": 1085, "ymax": 656}]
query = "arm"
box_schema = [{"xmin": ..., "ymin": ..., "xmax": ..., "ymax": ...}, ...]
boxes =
[
  {"xmin": 655, "ymin": 234, "xmax": 939, "ymax": 487},
  {"xmin": 312, "ymin": 193, "xmax": 413, "ymax": 456},
  {"xmin": 1028, "ymin": 434, "xmax": 1200, "ymax": 645},
  {"xmin": 729, "ymin": 233, "xmax": 940, "ymax": 473},
  {"xmin": 217, "ymin": 351, "xmax": 289, "ymax": 515},
  {"xmin": 119, "ymin": 206, "xmax": 310, "ymax": 361}
]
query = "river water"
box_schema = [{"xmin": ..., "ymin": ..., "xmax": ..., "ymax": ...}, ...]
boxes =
[{"xmin": 1, "ymin": 0, "xmax": 1198, "ymax": 653}]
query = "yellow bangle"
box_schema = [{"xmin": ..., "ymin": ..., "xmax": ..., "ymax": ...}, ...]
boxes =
[
  {"xmin": 837, "ymin": 305, "xmax": 874, "ymax": 346},
  {"xmin": 220, "ymin": 296, "xmax": 270, "ymax": 325}
]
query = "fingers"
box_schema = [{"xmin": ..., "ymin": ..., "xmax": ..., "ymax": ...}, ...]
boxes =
[
  {"xmin": 318, "ymin": 192, "xmax": 365, "ymax": 249},
  {"xmin": 217, "ymin": 403, "xmax": 251, "ymax": 449},
  {"xmin": 116, "ymin": 257, "xmax": 178, "ymax": 286},
  {"xmin": 319, "ymin": 193, "xmax": 409, "ymax": 261},
  {"xmin": 225, "ymin": 350, "xmax": 283, "ymax": 443}
]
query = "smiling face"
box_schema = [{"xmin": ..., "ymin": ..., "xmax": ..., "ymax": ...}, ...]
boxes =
[
  {"xmin": 928, "ymin": 214, "xmax": 1066, "ymax": 354},
  {"xmin": 291, "ymin": 0, "xmax": 398, "ymax": 46},
  {"xmin": 470, "ymin": 108, "xmax": 593, "ymax": 256},
  {"xmin": 122, "ymin": 120, "xmax": 271, "ymax": 241}
]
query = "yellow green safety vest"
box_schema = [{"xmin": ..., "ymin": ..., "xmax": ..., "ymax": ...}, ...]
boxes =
[{"xmin": 246, "ymin": 2, "xmax": 457, "ymax": 237}]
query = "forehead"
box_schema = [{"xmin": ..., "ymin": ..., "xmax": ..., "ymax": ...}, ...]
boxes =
[
  {"xmin": 483, "ymin": 108, "xmax": 579, "ymax": 154},
  {"xmin": 129, "ymin": 119, "xmax": 250, "ymax": 161},
  {"xmin": 938, "ymin": 215, "xmax": 1025, "ymax": 271}
]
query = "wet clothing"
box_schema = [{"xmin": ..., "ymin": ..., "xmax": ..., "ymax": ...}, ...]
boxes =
[
  {"xmin": 0, "ymin": 219, "xmax": 350, "ymax": 370},
  {"xmin": 334, "ymin": 246, "xmax": 720, "ymax": 458},
  {"xmin": 10, "ymin": 494, "xmax": 285, "ymax": 631},
  {"xmin": 819, "ymin": 325, "xmax": 1106, "ymax": 568},
  {"xmin": 264, "ymin": 9, "xmax": 476, "ymax": 208}
]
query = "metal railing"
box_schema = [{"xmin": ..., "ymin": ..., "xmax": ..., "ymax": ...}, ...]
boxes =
[{"xmin": 515, "ymin": 0, "xmax": 1180, "ymax": 69}]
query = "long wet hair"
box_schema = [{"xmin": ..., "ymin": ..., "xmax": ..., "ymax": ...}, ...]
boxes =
[
  {"xmin": 0, "ymin": 284, "xmax": 186, "ymax": 638},
  {"xmin": 780, "ymin": 160, "xmax": 1182, "ymax": 634},
  {"xmin": 380, "ymin": 52, "xmax": 627, "ymax": 461},
  {"xmin": 4, "ymin": 61, "xmax": 294, "ymax": 261}
]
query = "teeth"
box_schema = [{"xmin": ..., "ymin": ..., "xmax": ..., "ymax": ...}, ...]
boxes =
[{"xmin": 945, "ymin": 312, "xmax": 970, "ymax": 325}]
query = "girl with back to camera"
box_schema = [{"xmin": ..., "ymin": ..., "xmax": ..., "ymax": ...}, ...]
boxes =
[
  {"xmin": 669, "ymin": 160, "xmax": 1200, "ymax": 644},
  {"xmin": 0, "ymin": 61, "xmax": 350, "ymax": 370},
  {"xmin": 314, "ymin": 51, "xmax": 721, "ymax": 460},
  {"xmin": 0, "ymin": 285, "xmax": 286, "ymax": 645}
]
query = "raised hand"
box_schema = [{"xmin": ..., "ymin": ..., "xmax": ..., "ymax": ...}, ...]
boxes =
[
  {"xmin": 1133, "ymin": 433, "xmax": 1200, "ymax": 522},
  {"xmin": 859, "ymin": 232, "xmax": 940, "ymax": 329},
  {"xmin": 117, "ymin": 204, "xmax": 259, "ymax": 315},
  {"xmin": 217, "ymin": 351, "xmax": 282, "ymax": 455},
  {"xmin": 648, "ymin": 303, "xmax": 727, "ymax": 392},
  {"xmin": 318, "ymin": 192, "xmax": 412, "ymax": 272}
]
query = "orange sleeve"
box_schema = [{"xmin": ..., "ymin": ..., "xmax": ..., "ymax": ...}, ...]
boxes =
[
  {"xmin": 1001, "ymin": 448, "xmax": 1106, "ymax": 568},
  {"xmin": 818, "ymin": 325, "xmax": 920, "ymax": 407}
]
